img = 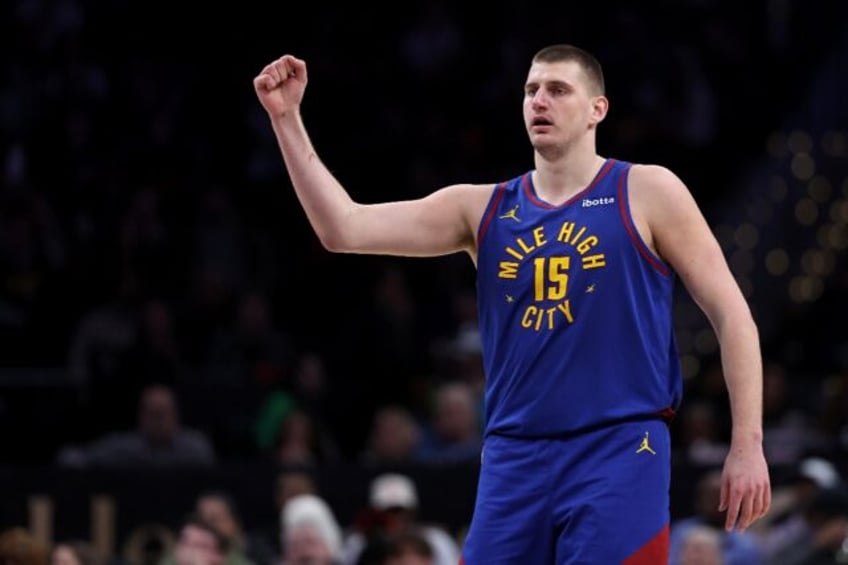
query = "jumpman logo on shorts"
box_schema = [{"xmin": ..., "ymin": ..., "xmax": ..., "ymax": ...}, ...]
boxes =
[
  {"xmin": 499, "ymin": 204, "xmax": 521, "ymax": 222},
  {"xmin": 636, "ymin": 432, "xmax": 656, "ymax": 455}
]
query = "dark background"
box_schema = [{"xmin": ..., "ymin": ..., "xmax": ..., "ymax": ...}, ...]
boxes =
[{"xmin": 1, "ymin": 0, "xmax": 847, "ymax": 546}]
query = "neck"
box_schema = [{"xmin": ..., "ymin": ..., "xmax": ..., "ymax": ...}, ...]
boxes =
[{"xmin": 532, "ymin": 136, "xmax": 603, "ymax": 203}]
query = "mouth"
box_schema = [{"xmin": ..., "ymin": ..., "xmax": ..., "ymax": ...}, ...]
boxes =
[{"xmin": 530, "ymin": 116, "xmax": 553, "ymax": 130}]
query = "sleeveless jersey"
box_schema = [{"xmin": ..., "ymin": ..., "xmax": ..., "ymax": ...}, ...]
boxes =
[{"xmin": 475, "ymin": 158, "xmax": 683, "ymax": 438}]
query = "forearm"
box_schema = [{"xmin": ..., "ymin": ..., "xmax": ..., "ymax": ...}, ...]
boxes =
[
  {"xmin": 716, "ymin": 313, "xmax": 764, "ymax": 448},
  {"xmin": 271, "ymin": 110, "xmax": 357, "ymax": 250}
]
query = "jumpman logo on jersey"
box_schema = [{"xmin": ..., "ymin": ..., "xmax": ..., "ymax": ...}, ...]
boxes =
[
  {"xmin": 585, "ymin": 284, "xmax": 596, "ymax": 293},
  {"xmin": 505, "ymin": 294, "xmax": 515, "ymax": 303},
  {"xmin": 636, "ymin": 432, "xmax": 656, "ymax": 455},
  {"xmin": 499, "ymin": 204, "xmax": 521, "ymax": 222}
]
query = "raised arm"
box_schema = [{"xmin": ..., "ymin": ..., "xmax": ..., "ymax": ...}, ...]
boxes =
[
  {"xmin": 628, "ymin": 164, "xmax": 771, "ymax": 532},
  {"xmin": 253, "ymin": 55, "xmax": 490, "ymax": 257}
]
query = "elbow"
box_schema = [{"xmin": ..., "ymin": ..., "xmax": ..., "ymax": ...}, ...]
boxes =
[
  {"xmin": 316, "ymin": 205, "xmax": 361, "ymax": 253},
  {"xmin": 317, "ymin": 229, "xmax": 351, "ymax": 253}
]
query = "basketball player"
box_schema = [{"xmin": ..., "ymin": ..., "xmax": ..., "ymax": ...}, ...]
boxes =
[{"xmin": 253, "ymin": 44, "xmax": 771, "ymax": 564}]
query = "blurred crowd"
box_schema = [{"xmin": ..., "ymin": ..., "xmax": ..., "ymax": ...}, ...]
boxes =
[
  {"xmin": 2, "ymin": 0, "xmax": 848, "ymax": 562},
  {"xmin": 4, "ymin": 463, "xmax": 848, "ymax": 565}
]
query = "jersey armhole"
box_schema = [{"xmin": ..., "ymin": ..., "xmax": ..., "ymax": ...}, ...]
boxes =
[
  {"xmin": 617, "ymin": 165, "xmax": 673, "ymax": 277},
  {"xmin": 476, "ymin": 182, "xmax": 508, "ymax": 246}
]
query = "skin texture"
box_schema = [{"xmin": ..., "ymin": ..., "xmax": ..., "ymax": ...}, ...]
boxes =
[{"xmin": 253, "ymin": 51, "xmax": 771, "ymax": 533}]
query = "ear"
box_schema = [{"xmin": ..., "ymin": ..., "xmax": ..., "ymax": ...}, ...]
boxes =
[{"xmin": 589, "ymin": 95, "xmax": 609, "ymax": 125}]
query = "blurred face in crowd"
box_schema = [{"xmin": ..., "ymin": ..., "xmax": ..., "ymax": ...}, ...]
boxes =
[
  {"xmin": 139, "ymin": 385, "xmax": 178, "ymax": 446},
  {"xmin": 387, "ymin": 549, "xmax": 432, "ymax": 565},
  {"xmin": 678, "ymin": 527, "xmax": 723, "ymax": 565},
  {"xmin": 196, "ymin": 495, "xmax": 240, "ymax": 541},
  {"xmin": 284, "ymin": 525, "xmax": 334, "ymax": 565},
  {"xmin": 370, "ymin": 407, "xmax": 419, "ymax": 461},
  {"xmin": 175, "ymin": 524, "xmax": 224, "ymax": 565},
  {"xmin": 51, "ymin": 545, "xmax": 82, "ymax": 565},
  {"xmin": 435, "ymin": 384, "xmax": 477, "ymax": 442}
]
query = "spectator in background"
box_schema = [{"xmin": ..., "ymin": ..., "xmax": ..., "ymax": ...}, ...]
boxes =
[
  {"xmin": 67, "ymin": 269, "xmax": 142, "ymax": 431},
  {"xmin": 56, "ymin": 383, "xmax": 216, "ymax": 468},
  {"xmin": 204, "ymin": 290, "xmax": 294, "ymax": 387},
  {"xmin": 341, "ymin": 473, "xmax": 459, "ymax": 565},
  {"xmin": 122, "ymin": 523, "xmax": 176, "ymax": 565},
  {"xmin": 162, "ymin": 516, "xmax": 228, "ymax": 565},
  {"xmin": 195, "ymin": 490, "xmax": 277, "ymax": 565},
  {"xmin": 670, "ymin": 469, "xmax": 764, "ymax": 565},
  {"xmin": 766, "ymin": 486, "xmax": 848, "ymax": 565},
  {"xmin": 269, "ymin": 408, "xmax": 340, "ymax": 468},
  {"xmin": 415, "ymin": 382, "xmax": 481, "ymax": 464},
  {"xmin": 256, "ymin": 470, "xmax": 320, "ymax": 563},
  {"xmin": 679, "ymin": 400, "xmax": 729, "ymax": 466},
  {"xmin": 51, "ymin": 540, "xmax": 107, "ymax": 565},
  {"xmin": 761, "ymin": 361, "xmax": 826, "ymax": 465},
  {"xmin": 384, "ymin": 529, "xmax": 434, "ymax": 565},
  {"xmin": 0, "ymin": 528, "xmax": 49, "ymax": 565},
  {"xmin": 816, "ymin": 367, "xmax": 848, "ymax": 454},
  {"xmin": 360, "ymin": 405, "xmax": 422, "ymax": 466},
  {"xmin": 281, "ymin": 494, "xmax": 343, "ymax": 565},
  {"xmin": 754, "ymin": 457, "xmax": 843, "ymax": 562},
  {"xmin": 676, "ymin": 525, "xmax": 724, "ymax": 565}
]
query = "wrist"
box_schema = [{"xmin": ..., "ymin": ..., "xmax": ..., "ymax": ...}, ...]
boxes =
[
  {"xmin": 271, "ymin": 108, "xmax": 301, "ymax": 125},
  {"xmin": 730, "ymin": 428, "xmax": 763, "ymax": 448}
]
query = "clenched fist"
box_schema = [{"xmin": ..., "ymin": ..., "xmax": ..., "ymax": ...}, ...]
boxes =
[{"xmin": 253, "ymin": 55, "xmax": 308, "ymax": 118}]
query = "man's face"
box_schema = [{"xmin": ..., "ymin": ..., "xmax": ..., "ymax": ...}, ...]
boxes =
[
  {"xmin": 197, "ymin": 497, "xmax": 239, "ymax": 540},
  {"xmin": 139, "ymin": 388, "xmax": 177, "ymax": 445},
  {"xmin": 284, "ymin": 525, "xmax": 334, "ymax": 564},
  {"xmin": 523, "ymin": 60, "xmax": 605, "ymax": 153},
  {"xmin": 174, "ymin": 524, "xmax": 224, "ymax": 565}
]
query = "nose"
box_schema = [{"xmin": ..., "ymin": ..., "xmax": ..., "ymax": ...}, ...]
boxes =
[{"xmin": 531, "ymin": 90, "xmax": 548, "ymax": 110}]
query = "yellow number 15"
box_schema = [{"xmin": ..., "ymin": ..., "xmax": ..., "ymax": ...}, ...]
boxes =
[{"xmin": 533, "ymin": 256, "xmax": 570, "ymax": 301}]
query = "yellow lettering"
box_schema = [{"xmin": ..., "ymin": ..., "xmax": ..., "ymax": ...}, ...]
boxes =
[
  {"xmin": 521, "ymin": 305, "xmax": 538, "ymax": 328},
  {"xmin": 546, "ymin": 307, "xmax": 556, "ymax": 330},
  {"xmin": 576, "ymin": 235, "xmax": 598, "ymax": 255},
  {"xmin": 532, "ymin": 226, "xmax": 547, "ymax": 247},
  {"xmin": 557, "ymin": 222, "xmax": 575, "ymax": 243},
  {"xmin": 519, "ymin": 300, "xmax": 575, "ymax": 331},
  {"xmin": 533, "ymin": 257, "xmax": 545, "ymax": 301},
  {"xmin": 517, "ymin": 237, "xmax": 535, "ymax": 254},
  {"xmin": 498, "ymin": 262, "xmax": 519, "ymax": 279},
  {"xmin": 571, "ymin": 226, "xmax": 587, "ymax": 244},
  {"xmin": 557, "ymin": 300, "xmax": 574, "ymax": 323},
  {"xmin": 582, "ymin": 254, "xmax": 606, "ymax": 269},
  {"xmin": 505, "ymin": 246, "xmax": 523, "ymax": 261}
]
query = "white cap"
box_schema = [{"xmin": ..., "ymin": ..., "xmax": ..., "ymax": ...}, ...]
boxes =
[
  {"xmin": 281, "ymin": 494, "xmax": 342, "ymax": 558},
  {"xmin": 799, "ymin": 457, "xmax": 841, "ymax": 489},
  {"xmin": 369, "ymin": 473, "xmax": 419, "ymax": 510}
]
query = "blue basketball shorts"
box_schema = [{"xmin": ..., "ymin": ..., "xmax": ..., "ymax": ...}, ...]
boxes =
[{"xmin": 461, "ymin": 418, "xmax": 670, "ymax": 564}]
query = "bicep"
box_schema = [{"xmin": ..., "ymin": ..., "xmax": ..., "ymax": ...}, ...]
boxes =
[
  {"xmin": 342, "ymin": 184, "xmax": 490, "ymax": 257},
  {"xmin": 640, "ymin": 168, "xmax": 748, "ymax": 322}
]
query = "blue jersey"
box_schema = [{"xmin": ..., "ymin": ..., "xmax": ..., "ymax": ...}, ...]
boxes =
[{"xmin": 475, "ymin": 158, "xmax": 683, "ymax": 438}]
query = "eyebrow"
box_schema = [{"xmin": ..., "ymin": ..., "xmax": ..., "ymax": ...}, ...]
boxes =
[{"xmin": 525, "ymin": 79, "xmax": 573, "ymax": 91}]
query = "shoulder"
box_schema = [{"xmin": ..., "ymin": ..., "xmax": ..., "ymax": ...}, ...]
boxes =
[
  {"xmin": 627, "ymin": 164, "xmax": 689, "ymax": 196},
  {"xmin": 626, "ymin": 163, "xmax": 699, "ymax": 221}
]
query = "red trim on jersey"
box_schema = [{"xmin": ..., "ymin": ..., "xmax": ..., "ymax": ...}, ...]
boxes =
[
  {"xmin": 622, "ymin": 523, "xmax": 669, "ymax": 565},
  {"xmin": 617, "ymin": 169, "xmax": 671, "ymax": 276},
  {"xmin": 523, "ymin": 158, "xmax": 616, "ymax": 209},
  {"xmin": 477, "ymin": 182, "xmax": 508, "ymax": 244},
  {"xmin": 658, "ymin": 407, "xmax": 677, "ymax": 423}
]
